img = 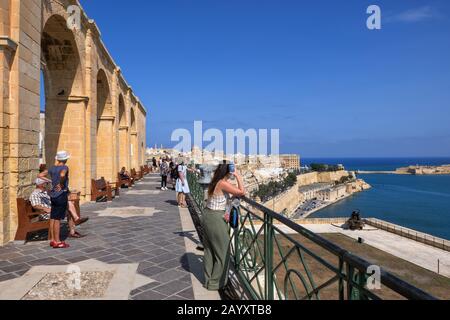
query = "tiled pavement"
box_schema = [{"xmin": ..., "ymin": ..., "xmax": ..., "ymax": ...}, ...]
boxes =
[{"xmin": 0, "ymin": 174, "xmax": 198, "ymax": 300}]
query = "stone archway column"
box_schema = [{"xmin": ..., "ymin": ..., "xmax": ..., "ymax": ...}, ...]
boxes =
[
  {"xmin": 0, "ymin": 37, "xmax": 18, "ymax": 244},
  {"xmin": 84, "ymin": 26, "xmax": 97, "ymax": 202},
  {"xmin": 1, "ymin": 0, "xmax": 42, "ymax": 244},
  {"xmin": 119, "ymin": 126, "xmax": 129, "ymax": 169},
  {"xmin": 130, "ymin": 132, "xmax": 138, "ymax": 169},
  {"xmin": 97, "ymin": 116, "xmax": 115, "ymax": 182}
]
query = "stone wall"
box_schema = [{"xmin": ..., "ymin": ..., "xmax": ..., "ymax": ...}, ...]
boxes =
[
  {"xmin": 297, "ymin": 171, "xmax": 349, "ymax": 187},
  {"xmin": 261, "ymin": 186, "xmax": 302, "ymax": 216}
]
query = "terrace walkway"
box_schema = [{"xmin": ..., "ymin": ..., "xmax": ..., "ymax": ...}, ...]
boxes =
[{"xmin": 0, "ymin": 174, "xmax": 219, "ymax": 300}]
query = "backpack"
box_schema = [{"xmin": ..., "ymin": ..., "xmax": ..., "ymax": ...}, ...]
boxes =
[{"xmin": 172, "ymin": 165, "xmax": 180, "ymax": 180}]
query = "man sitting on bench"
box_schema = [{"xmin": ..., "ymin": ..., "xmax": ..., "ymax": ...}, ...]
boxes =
[
  {"xmin": 30, "ymin": 178, "xmax": 85, "ymax": 240},
  {"xmin": 30, "ymin": 178, "xmax": 52, "ymax": 222}
]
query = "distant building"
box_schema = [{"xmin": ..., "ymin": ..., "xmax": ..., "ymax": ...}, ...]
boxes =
[
  {"xmin": 298, "ymin": 183, "xmax": 331, "ymax": 202},
  {"xmin": 317, "ymin": 185, "xmax": 347, "ymax": 202},
  {"xmin": 280, "ymin": 154, "xmax": 300, "ymax": 171}
]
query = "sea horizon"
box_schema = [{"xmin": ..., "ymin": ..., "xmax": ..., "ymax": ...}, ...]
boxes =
[{"xmin": 301, "ymin": 157, "xmax": 450, "ymax": 172}]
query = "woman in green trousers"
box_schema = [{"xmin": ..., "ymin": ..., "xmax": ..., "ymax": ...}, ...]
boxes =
[{"xmin": 203, "ymin": 163, "xmax": 246, "ymax": 291}]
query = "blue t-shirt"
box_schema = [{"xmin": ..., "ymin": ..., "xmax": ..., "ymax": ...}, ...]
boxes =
[{"xmin": 49, "ymin": 165, "xmax": 69, "ymax": 198}]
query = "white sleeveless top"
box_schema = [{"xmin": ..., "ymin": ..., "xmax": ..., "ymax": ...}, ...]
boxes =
[{"xmin": 206, "ymin": 191, "xmax": 230, "ymax": 211}]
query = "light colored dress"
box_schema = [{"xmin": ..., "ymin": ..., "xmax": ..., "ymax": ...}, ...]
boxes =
[
  {"xmin": 203, "ymin": 188, "xmax": 232, "ymax": 291},
  {"xmin": 175, "ymin": 165, "xmax": 190, "ymax": 194}
]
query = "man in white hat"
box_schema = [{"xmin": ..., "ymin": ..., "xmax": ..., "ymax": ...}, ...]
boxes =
[
  {"xmin": 29, "ymin": 178, "xmax": 52, "ymax": 221},
  {"xmin": 48, "ymin": 151, "xmax": 71, "ymax": 249}
]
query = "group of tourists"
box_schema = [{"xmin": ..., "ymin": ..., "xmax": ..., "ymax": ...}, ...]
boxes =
[
  {"xmin": 156, "ymin": 157, "xmax": 246, "ymax": 292},
  {"xmin": 30, "ymin": 148, "xmax": 244, "ymax": 292},
  {"xmin": 152, "ymin": 156, "xmax": 196, "ymax": 208},
  {"xmin": 30, "ymin": 151, "xmax": 88, "ymax": 249}
]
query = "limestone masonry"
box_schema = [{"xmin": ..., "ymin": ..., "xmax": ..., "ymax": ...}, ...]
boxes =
[{"xmin": 0, "ymin": 0, "xmax": 147, "ymax": 245}]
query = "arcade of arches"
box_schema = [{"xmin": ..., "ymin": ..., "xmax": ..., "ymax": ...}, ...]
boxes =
[{"xmin": 0, "ymin": 0, "xmax": 147, "ymax": 245}]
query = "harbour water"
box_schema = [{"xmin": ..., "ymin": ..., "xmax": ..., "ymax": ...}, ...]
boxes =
[{"xmin": 302, "ymin": 158, "xmax": 450, "ymax": 240}]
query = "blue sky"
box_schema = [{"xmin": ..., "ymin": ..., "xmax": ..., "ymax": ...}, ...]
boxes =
[{"xmin": 57, "ymin": 0, "xmax": 450, "ymax": 157}]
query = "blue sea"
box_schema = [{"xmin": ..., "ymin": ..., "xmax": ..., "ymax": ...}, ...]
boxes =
[{"xmin": 301, "ymin": 158, "xmax": 450, "ymax": 240}]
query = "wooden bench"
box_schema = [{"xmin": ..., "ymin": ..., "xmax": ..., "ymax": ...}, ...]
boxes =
[
  {"xmin": 15, "ymin": 199, "xmax": 50, "ymax": 241},
  {"xmin": 143, "ymin": 165, "xmax": 151, "ymax": 175},
  {"xmin": 91, "ymin": 177, "xmax": 119, "ymax": 202},
  {"xmin": 118, "ymin": 172, "xmax": 133, "ymax": 188}
]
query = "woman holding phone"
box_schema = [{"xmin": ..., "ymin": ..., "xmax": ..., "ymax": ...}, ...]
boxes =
[{"xmin": 202, "ymin": 162, "xmax": 245, "ymax": 291}]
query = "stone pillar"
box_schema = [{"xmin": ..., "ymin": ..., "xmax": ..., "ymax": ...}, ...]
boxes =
[
  {"xmin": 96, "ymin": 116, "xmax": 115, "ymax": 182},
  {"xmin": 131, "ymin": 132, "xmax": 138, "ymax": 169},
  {"xmin": 111, "ymin": 68, "xmax": 119, "ymax": 179},
  {"xmin": 0, "ymin": 0, "xmax": 42, "ymax": 244},
  {"xmin": 126, "ymin": 89, "xmax": 133, "ymax": 170},
  {"xmin": 0, "ymin": 37, "xmax": 17, "ymax": 244},
  {"xmin": 84, "ymin": 26, "xmax": 96, "ymax": 202},
  {"xmin": 119, "ymin": 126, "xmax": 129, "ymax": 169}
]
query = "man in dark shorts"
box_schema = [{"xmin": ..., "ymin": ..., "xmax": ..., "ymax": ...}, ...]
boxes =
[{"xmin": 48, "ymin": 151, "xmax": 71, "ymax": 249}]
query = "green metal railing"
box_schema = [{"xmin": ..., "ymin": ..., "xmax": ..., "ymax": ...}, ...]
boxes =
[
  {"xmin": 187, "ymin": 172, "xmax": 437, "ymax": 300},
  {"xmin": 187, "ymin": 170, "xmax": 205, "ymax": 211}
]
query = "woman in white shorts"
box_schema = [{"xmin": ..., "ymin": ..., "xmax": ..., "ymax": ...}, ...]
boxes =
[{"xmin": 176, "ymin": 162, "xmax": 190, "ymax": 208}]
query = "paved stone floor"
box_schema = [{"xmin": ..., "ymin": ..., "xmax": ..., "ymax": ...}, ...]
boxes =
[{"xmin": 0, "ymin": 174, "xmax": 198, "ymax": 300}]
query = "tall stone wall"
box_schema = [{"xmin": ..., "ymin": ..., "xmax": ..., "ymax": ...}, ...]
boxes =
[
  {"xmin": 261, "ymin": 186, "xmax": 301, "ymax": 216},
  {"xmin": 297, "ymin": 171, "xmax": 349, "ymax": 187}
]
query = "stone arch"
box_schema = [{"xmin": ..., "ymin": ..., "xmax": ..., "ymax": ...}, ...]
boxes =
[
  {"xmin": 96, "ymin": 69, "xmax": 115, "ymax": 181},
  {"xmin": 0, "ymin": 1, "xmax": 147, "ymax": 245},
  {"xmin": 118, "ymin": 93, "xmax": 129, "ymax": 168},
  {"xmin": 41, "ymin": 14, "xmax": 86, "ymax": 191}
]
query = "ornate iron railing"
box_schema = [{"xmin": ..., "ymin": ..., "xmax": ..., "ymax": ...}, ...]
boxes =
[
  {"xmin": 187, "ymin": 172, "xmax": 437, "ymax": 300},
  {"xmin": 187, "ymin": 170, "xmax": 205, "ymax": 210}
]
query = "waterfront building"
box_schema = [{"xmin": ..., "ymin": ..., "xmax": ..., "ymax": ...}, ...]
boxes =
[
  {"xmin": 298, "ymin": 183, "xmax": 332, "ymax": 202},
  {"xmin": 317, "ymin": 185, "xmax": 347, "ymax": 202},
  {"xmin": 280, "ymin": 154, "xmax": 301, "ymax": 171}
]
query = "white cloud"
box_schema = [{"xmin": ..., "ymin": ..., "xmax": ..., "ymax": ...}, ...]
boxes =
[{"xmin": 387, "ymin": 6, "xmax": 439, "ymax": 23}]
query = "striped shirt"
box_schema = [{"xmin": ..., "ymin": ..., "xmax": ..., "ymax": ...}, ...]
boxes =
[
  {"xmin": 206, "ymin": 192, "xmax": 230, "ymax": 211},
  {"xmin": 29, "ymin": 189, "xmax": 51, "ymax": 221}
]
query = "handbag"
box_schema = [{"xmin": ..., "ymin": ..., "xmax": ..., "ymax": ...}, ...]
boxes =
[{"xmin": 229, "ymin": 199, "xmax": 240, "ymax": 229}]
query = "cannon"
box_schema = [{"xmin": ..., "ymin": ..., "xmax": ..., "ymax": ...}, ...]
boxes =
[{"xmin": 347, "ymin": 210, "xmax": 365, "ymax": 231}]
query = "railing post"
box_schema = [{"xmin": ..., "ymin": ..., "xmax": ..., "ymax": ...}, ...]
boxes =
[
  {"xmin": 234, "ymin": 206, "xmax": 241, "ymax": 270},
  {"xmin": 338, "ymin": 258, "xmax": 344, "ymax": 300},
  {"xmin": 264, "ymin": 211, "xmax": 274, "ymax": 300},
  {"xmin": 346, "ymin": 264, "xmax": 354, "ymax": 300}
]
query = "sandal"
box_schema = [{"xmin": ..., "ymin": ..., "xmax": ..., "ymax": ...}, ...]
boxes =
[
  {"xmin": 49, "ymin": 241, "xmax": 57, "ymax": 247},
  {"xmin": 69, "ymin": 231, "xmax": 85, "ymax": 239},
  {"xmin": 75, "ymin": 217, "xmax": 89, "ymax": 226},
  {"xmin": 53, "ymin": 242, "xmax": 70, "ymax": 249}
]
